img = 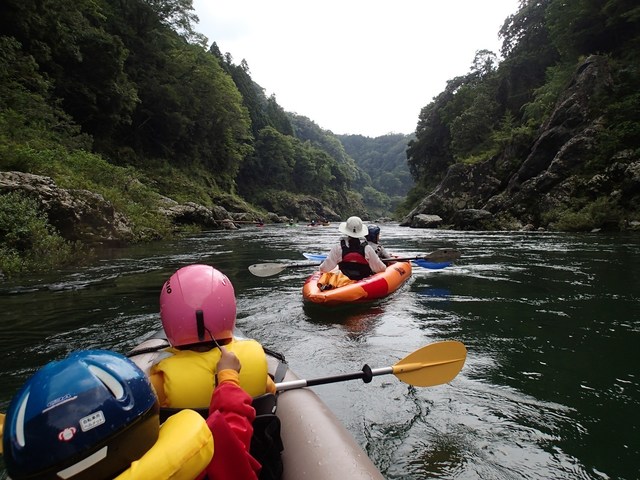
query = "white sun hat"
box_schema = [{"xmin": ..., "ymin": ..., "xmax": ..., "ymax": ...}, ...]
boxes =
[{"xmin": 338, "ymin": 216, "xmax": 368, "ymax": 238}]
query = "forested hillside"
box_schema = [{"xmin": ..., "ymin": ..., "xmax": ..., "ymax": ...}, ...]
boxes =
[
  {"xmin": 338, "ymin": 133, "xmax": 415, "ymax": 217},
  {"xmin": 402, "ymin": 0, "xmax": 640, "ymax": 231},
  {"xmin": 7, "ymin": 0, "xmax": 636, "ymax": 277},
  {"xmin": 0, "ymin": 0, "xmax": 406, "ymax": 275}
]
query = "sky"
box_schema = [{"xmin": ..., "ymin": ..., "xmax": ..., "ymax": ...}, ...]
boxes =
[{"xmin": 192, "ymin": 0, "xmax": 521, "ymax": 138}]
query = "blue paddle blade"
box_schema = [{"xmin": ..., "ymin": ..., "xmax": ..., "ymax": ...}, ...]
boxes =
[
  {"xmin": 412, "ymin": 260, "xmax": 452, "ymax": 269},
  {"xmin": 303, "ymin": 253, "xmax": 327, "ymax": 261},
  {"xmin": 304, "ymin": 253, "xmax": 453, "ymax": 269}
]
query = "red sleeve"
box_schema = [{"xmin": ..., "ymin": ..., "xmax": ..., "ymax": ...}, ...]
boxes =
[
  {"xmin": 209, "ymin": 381, "xmax": 256, "ymax": 447},
  {"xmin": 203, "ymin": 382, "xmax": 261, "ymax": 480}
]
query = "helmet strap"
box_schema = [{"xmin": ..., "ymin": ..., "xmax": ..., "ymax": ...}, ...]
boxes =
[
  {"xmin": 196, "ymin": 309, "xmax": 222, "ymax": 350},
  {"xmin": 196, "ymin": 309, "xmax": 205, "ymax": 342}
]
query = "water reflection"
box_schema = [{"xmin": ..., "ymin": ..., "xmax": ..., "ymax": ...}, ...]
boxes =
[{"xmin": 304, "ymin": 304, "xmax": 386, "ymax": 340}]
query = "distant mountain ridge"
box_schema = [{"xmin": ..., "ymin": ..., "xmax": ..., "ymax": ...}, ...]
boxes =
[{"xmin": 337, "ymin": 133, "xmax": 415, "ymax": 217}]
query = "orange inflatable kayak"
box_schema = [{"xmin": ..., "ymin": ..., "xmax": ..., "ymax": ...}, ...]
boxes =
[{"xmin": 302, "ymin": 261, "xmax": 412, "ymax": 306}]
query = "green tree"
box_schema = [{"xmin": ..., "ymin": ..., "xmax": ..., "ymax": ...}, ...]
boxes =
[
  {"xmin": 546, "ymin": 0, "xmax": 640, "ymax": 58},
  {"xmin": 254, "ymin": 127, "xmax": 295, "ymax": 190},
  {"xmin": 144, "ymin": 0, "xmax": 202, "ymax": 42},
  {"xmin": 497, "ymin": 0, "xmax": 559, "ymax": 117},
  {"xmin": 0, "ymin": 0, "xmax": 139, "ymax": 142}
]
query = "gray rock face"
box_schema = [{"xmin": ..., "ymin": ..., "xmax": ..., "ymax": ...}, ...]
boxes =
[
  {"xmin": 0, "ymin": 171, "xmax": 134, "ymax": 244},
  {"xmin": 403, "ymin": 55, "xmax": 640, "ymax": 231},
  {"xmin": 159, "ymin": 201, "xmax": 228, "ymax": 229},
  {"xmin": 0, "ymin": 171, "xmax": 288, "ymax": 245}
]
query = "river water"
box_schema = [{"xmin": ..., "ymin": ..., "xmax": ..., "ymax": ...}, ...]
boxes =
[{"xmin": 0, "ymin": 224, "xmax": 638, "ymax": 479}]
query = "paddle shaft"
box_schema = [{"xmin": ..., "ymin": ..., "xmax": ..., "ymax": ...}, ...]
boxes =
[
  {"xmin": 275, "ymin": 340, "xmax": 466, "ymax": 391},
  {"xmin": 249, "ymin": 248, "xmax": 461, "ymax": 277},
  {"xmin": 383, "ymin": 256, "xmax": 437, "ymax": 264},
  {"xmin": 276, "ymin": 365, "xmax": 393, "ymax": 392},
  {"xmin": 306, "ymin": 250, "xmax": 460, "ymax": 265}
]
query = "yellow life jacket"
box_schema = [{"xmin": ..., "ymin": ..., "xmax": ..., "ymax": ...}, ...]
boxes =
[
  {"xmin": 151, "ymin": 338, "xmax": 268, "ymax": 408},
  {"xmin": 317, "ymin": 271, "xmax": 355, "ymax": 290},
  {"xmin": 115, "ymin": 409, "xmax": 213, "ymax": 480}
]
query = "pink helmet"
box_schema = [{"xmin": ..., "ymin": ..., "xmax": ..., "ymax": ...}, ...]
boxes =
[{"xmin": 160, "ymin": 264, "xmax": 236, "ymax": 346}]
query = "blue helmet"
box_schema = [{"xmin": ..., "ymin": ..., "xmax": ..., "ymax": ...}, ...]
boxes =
[
  {"xmin": 366, "ymin": 224, "xmax": 381, "ymax": 243},
  {"xmin": 3, "ymin": 350, "xmax": 159, "ymax": 480}
]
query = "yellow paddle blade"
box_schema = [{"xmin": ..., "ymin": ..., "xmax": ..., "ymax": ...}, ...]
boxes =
[{"xmin": 392, "ymin": 340, "xmax": 466, "ymax": 387}]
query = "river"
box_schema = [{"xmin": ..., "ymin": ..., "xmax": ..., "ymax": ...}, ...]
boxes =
[{"xmin": 1, "ymin": 224, "xmax": 638, "ymax": 479}]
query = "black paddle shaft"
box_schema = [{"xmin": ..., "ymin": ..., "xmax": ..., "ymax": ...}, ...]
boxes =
[{"xmin": 303, "ymin": 364, "xmax": 373, "ymax": 387}]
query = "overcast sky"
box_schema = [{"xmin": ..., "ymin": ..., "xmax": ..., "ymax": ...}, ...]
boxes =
[{"xmin": 192, "ymin": 0, "xmax": 520, "ymax": 138}]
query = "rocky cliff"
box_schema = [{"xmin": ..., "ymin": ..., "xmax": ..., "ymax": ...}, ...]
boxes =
[
  {"xmin": 0, "ymin": 171, "xmax": 265, "ymax": 245},
  {"xmin": 401, "ymin": 55, "xmax": 640, "ymax": 232}
]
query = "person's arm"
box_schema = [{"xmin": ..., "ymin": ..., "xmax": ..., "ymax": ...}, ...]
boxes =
[
  {"xmin": 209, "ymin": 347, "xmax": 256, "ymax": 447},
  {"xmin": 378, "ymin": 245, "xmax": 391, "ymax": 259},
  {"xmin": 365, "ymin": 245, "xmax": 387, "ymax": 272},
  {"xmin": 203, "ymin": 347, "xmax": 261, "ymax": 480},
  {"xmin": 319, "ymin": 244, "xmax": 341, "ymax": 272}
]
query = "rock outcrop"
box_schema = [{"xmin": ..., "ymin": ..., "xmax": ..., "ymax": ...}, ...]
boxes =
[
  {"xmin": 401, "ymin": 55, "xmax": 640, "ymax": 231},
  {"xmin": 158, "ymin": 198, "xmax": 232, "ymax": 230},
  {"xmin": 0, "ymin": 171, "xmax": 134, "ymax": 244},
  {"xmin": 0, "ymin": 171, "xmax": 282, "ymax": 244}
]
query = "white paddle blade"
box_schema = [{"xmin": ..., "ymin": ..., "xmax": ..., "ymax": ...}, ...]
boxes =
[{"xmin": 248, "ymin": 263, "xmax": 286, "ymax": 277}]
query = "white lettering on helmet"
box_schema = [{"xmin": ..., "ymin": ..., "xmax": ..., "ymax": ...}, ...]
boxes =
[{"xmin": 79, "ymin": 410, "xmax": 105, "ymax": 432}]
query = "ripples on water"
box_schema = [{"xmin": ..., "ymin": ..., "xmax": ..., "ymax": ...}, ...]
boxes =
[{"xmin": 1, "ymin": 227, "xmax": 639, "ymax": 479}]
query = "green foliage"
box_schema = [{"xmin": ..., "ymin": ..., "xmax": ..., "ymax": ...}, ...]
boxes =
[
  {"xmin": 0, "ymin": 0, "xmax": 398, "ymax": 275},
  {"xmin": 496, "ymin": 4, "xmax": 560, "ymax": 119},
  {"xmin": 404, "ymin": 0, "xmax": 639, "ymax": 230},
  {"xmin": 266, "ymin": 95, "xmax": 294, "ymax": 136},
  {"xmin": 0, "ymin": 36, "xmax": 91, "ymax": 150},
  {"xmin": 543, "ymin": 197, "xmax": 624, "ymax": 231},
  {"xmin": 521, "ymin": 61, "xmax": 575, "ymax": 126},
  {"xmin": 449, "ymin": 90, "xmax": 499, "ymax": 160},
  {"xmin": 146, "ymin": 0, "xmax": 201, "ymax": 42},
  {"xmin": 396, "ymin": 183, "xmax": 430, "ymax": 219},
  {"xmin": 93, "ymin": 0, "xmax": 254, "ymax": 189},
  {"xmin": 237, "ymin": 124, "xmax": 362, "ymax": 216},
  {"xmin": 546, "ymin": 0, "xmax": 640, "ymax": 58},
  {"xmin": 0, "ymin": 0, "xmax": 140, "ymax": 142},
  {"xmin": 407, "ymin": 84, "xmax": 457, "ymax": 186},
  {"xmin": 234, "ymin": 114, "xmax": 377, "ymax": 216},
  {"xmin": 338, "ymin": 133, "xmax": 414, "ymax": 198},
  {"xmin": 212, "ymin": 48, "xmax": 293, "ymax": 137},
  {"xmin": 361, "ymin": 186, "xmax": 392, "ymax": 218},
  {"xmin": 0, "ymin": 142, "xmax": 175, "ymax": 240},
  {"xmin": 0, "ymin": 192, "xmax": 85, "ymax": 276},
  {"xmin": 1, "ymin": 0, "xmax": 638, "ymax": 256},
  {"xmin": 592, "ymin": 60, "xmax": 640, "ymax": 166},
  {"xmin": 258, "ymin": 127, "xmax": 296, "ymax": 186},
  {"xmin": 499, "ymin": 0, "xmax": 554, "ymax": 58}
]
